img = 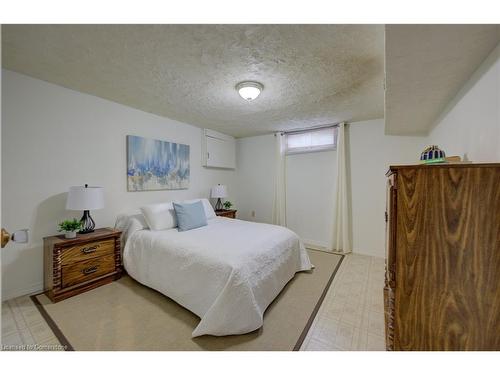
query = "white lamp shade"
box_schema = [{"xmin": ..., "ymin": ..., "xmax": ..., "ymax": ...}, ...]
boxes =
[
  {"xmin": 211, "ymin": 185, "xmax": 228, "ymax": 199},
  {"xmin": 66, "ymin": 186, "xmax": 105, "ymax": 210}
]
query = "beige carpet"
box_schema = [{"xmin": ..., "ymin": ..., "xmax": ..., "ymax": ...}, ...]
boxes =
[{"xmin": 33, "ymin": 250, "xmax": 343, "ymax": 351}]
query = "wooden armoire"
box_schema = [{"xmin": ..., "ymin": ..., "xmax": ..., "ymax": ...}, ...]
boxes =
[{"xmin": 384, "ymin": 163, "xmax": 500, "ymax": 350}]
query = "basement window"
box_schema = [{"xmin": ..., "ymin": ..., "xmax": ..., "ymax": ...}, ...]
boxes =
[{"xmin": 285, "ymin": 127, "xmax": 337, "ymax": 154}]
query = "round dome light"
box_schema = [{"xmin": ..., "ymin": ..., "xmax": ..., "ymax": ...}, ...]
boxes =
[{"xmin": 236, "ymin": 81, "xmax": 263, "ymax": 101}]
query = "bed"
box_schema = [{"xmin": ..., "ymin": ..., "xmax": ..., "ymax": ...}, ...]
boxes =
[{"xmin": 115, "ymin": 205, "xmax": 312, "ymax": 337}]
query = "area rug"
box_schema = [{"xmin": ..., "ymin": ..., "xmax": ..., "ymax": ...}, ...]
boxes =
[{"xmin": 32, "ymin": 250, "xmax": 343, "ymax": 351}]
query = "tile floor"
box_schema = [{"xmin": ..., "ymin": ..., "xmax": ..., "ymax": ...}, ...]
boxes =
[
  {"xmin": 1, "ymin": 253, "xmax": 385, "ymax": 351},
  {"xmin": 1, "ymin": 295, "xmax": 63, "ymax": 350},
  {"xmin": 300, "ymin": 253, "xmax": 386, "ymax": 351}
]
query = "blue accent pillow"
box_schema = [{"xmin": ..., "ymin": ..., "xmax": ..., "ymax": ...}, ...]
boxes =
[{"xmin": 173, "ymin": 201, "xmax": 208, "ymax": 232}]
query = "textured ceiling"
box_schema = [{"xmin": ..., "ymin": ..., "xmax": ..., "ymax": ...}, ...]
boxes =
[
  {"xmin": 385, "ymin": 24, "xmax": 500, "ymax": 136},
  {"xmin": 2, "ymin": 25, "xmax": 384, "ymax": 138}
]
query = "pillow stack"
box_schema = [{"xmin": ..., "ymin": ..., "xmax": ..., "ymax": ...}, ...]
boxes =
[{"xmin": 140, "ymin": 198, "xmax": 215, "ymax": 232}]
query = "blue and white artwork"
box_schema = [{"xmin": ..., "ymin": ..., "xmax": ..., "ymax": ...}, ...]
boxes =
[{"xmin": 127, "ymin": 135, "xmax": 190, "ymax": 191}]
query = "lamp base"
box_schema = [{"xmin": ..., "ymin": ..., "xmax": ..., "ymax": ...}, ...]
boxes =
[
  {"xmin": 79, "ymin": 210, "xmax": 96, "ymax": 234},
  {"xmin": 215, "ymin": 198, "xmax": 223, "ymax": 211},
  {"xmin": 78, "ymin": 229, "xmax": 95, "ymax": 234}
]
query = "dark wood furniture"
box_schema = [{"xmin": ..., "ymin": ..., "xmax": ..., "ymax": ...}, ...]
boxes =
[
  {"xmin": 215, "ymin": 209, "xmax": 237, "ymax": 219},
  {"xmin": 43, "ymin": 228, "xmax": 122, "ymax": 302},
  {"xmin": 384, "ymin": 163, "xmax": 500, "ymax": 350}
]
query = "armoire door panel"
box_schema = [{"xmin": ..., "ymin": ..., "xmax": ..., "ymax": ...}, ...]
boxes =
[{"xmin": 386, "ymin": 164, "xmax": 499, "ymax": 351}]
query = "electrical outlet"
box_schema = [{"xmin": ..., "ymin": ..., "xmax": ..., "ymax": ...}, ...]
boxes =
[{"xmin": 251, "ymin": 210, "xmax": 256, "ymax": 218}]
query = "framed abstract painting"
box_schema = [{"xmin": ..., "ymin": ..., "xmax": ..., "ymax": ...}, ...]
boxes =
[{"xmin": 127, "ymin": 135, "xmax": 190, "ymax": 191}]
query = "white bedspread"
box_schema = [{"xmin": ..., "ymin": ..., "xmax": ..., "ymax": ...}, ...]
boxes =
[{"xmin": 121, "ymin": 217, "xmax": 312, "ymax": 337}]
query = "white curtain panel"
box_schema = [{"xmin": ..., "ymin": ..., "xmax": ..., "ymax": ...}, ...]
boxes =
[
  {"xmin": 272, "ymin": 133, "xmax": 287, "ymax": 226},
  {"xmin": 332, "ymin": 122, "xmax": 352, "ymax": 253}
]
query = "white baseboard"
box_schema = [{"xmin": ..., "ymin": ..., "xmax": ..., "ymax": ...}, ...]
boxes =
[
  {"xmin": 305, "ymin": 240, "xmax": 384, "ymax": 257},
  {"xmin": 303, "ymin": 239, "xmax": 332, "ymax": 252},
  {"xmin": 2, "ymin": 282, "xmax": 43, "ymax": 302},
  {"xmin": 351, "ymin": 249, "xmax": 385, "ymax": 259}
]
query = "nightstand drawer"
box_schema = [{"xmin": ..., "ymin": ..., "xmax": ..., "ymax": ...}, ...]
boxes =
[
  {"xmin": 60, "ymin": 239, "xmax": 115, "ymax": 266},
  {"xmin": 61, "ymin": 254, "xmax": 116, "ymax": 288},
  {"xmin": 215, "ymin": 210, "xmax": 237, "ymax": 218}
]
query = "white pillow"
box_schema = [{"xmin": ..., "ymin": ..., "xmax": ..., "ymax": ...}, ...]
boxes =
[
  {"xmin": 140, "ymin": 202, "xmax": 177, "ymax": 231},
  {"xmin": 115, "ymin": 211, "xmax": 149, "ymax": 245},
  {"xmin": 182, "ymin": 198, "xmax": 216, "ymax": 219}
]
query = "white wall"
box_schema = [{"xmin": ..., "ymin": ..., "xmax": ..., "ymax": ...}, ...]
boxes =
[
  {"xmin": 427, "ymin": 43, "xmax": 500, "ymax": 162},
  {"xmin": 348, "ymin": 120, "xmax": 425, "ymax": 257},
  {"xmin": 234, "ymin": 134, "xmax": 275, "ymax": 223},
  {"xmin": 1, "ymin": 70, "xmax": 236, "ymax": 300},
  {"xmin": 234, "ymin": 119, "xmax": 425, "ymax": 258}
]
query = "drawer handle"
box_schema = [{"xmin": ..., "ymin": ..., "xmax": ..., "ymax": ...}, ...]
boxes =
[
  {"xmin": 82, "ymin": 265, "xmax": 99, "ymax": 275},
  {"xmin": 81, "ymin": 245, "xmax": 99, "ymax": 254}
]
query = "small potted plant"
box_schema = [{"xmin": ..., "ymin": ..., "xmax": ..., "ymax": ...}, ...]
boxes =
[
  {"xmin": 223, "ymin": 201, "xmax": 233, "ymax": 210},
  {"xmin": 58, "ymin": 219, "xmax": 82, "ymax": 239}
]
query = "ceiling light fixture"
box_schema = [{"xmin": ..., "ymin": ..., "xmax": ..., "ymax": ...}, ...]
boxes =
[{"xmin": 236, "ymin": 81, "xmax": 263, "ymax": 101}]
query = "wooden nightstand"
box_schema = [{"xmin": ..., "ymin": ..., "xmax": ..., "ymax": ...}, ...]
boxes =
[
  {"xmin": 215, "ymin": 209, "xmax": 237, "ymax": 219},
  {"xmin": 43, "ymin": 228, "xmax": 122, "ymax": 302}
]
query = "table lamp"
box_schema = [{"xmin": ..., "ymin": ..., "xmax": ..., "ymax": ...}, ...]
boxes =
[
  {"xmin": 211, "ymin": 184, "xmax": 227, "ymax": 211},
  {"xmin": 66, "ymin": 184, "xmax": 104, "ymax": 233}
]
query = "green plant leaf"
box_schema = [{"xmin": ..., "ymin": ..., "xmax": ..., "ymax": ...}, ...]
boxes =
[{"xmin": 58, "ymin": 218, "xmax": 82, "ymax": 232}]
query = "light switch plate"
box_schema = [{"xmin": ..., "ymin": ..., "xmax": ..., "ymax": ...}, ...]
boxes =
[{"xmin": 11, "ymin": 229, "xmax": 29, "ymax": 243}]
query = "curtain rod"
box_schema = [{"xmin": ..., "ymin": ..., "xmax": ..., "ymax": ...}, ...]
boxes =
[{"xmin": 275, "ymin": 122, "xmax": 342, "ymax": 136}]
